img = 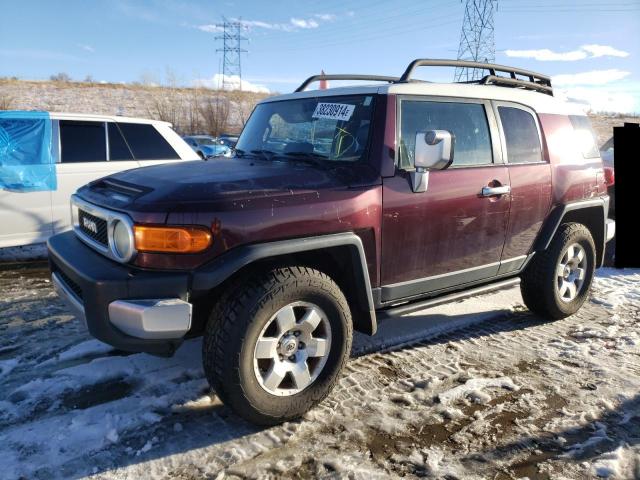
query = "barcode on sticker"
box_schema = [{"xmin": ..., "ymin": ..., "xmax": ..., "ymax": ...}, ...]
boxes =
[{"xmin": 312, "ymin": 103, "xmax": 355, "ymax": 122}]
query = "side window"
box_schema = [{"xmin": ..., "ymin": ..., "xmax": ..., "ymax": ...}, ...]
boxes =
[
  {"xmin": 399, "ymin": 100, "xmax": 493, "ymax": 169},
  {"xmin": 569, "ymin": 115, "xmax": 600, "ymax": 159},
  {"xmin": 107, "ymin": 123, "xmax": 134, "ymax": 161},
  {"xmin": 498, "ymin": 106, "xmax": 543, "ymax": 164},
  {"xmin": 59, "ymin": 120, "xmax": 106, "ymax": 163},
  {"xmin": 117, "ymin": 123, "xmax": 180, "ymax": 160}
]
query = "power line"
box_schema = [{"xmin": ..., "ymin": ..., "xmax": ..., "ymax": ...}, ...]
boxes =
[
  {"xmin": 454, "ymin": 0, "xmax": 498, "ymax": 82},
  {"xmin": 215, "ymin": 17, "xmax": 248, "ymax": 90}
]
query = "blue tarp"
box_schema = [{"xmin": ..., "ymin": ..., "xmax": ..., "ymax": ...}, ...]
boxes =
[{"xmin": 0, "ymin": 111, "xmax": 56, "ymax": 192}]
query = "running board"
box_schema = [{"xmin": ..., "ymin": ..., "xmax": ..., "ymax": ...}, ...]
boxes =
[{"xmin": 377, "ymin": 277, "xmax": 521, "ymax": 319}]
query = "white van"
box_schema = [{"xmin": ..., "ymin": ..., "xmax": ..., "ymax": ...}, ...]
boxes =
[{"xmin": 0, "ymin": 112, "xmax": 198, "ymax": 247}]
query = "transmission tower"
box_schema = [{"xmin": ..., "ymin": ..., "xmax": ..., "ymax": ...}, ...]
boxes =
[
  {"xmin": 215, "ymin": 18, "xmax": 248, "ymax": 90},
  {"xmin": 454, "ymin": 0, "xmax": 497, "ymax": 82}
]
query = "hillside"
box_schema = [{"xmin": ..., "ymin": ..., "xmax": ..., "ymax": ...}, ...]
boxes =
[
  {"xmin": 0, "ymin": 79, "xmax": 270, "ymax": 136},
  {"xmin": 1, "ymin": 79, "xmax": 638, "ymax": 145}
]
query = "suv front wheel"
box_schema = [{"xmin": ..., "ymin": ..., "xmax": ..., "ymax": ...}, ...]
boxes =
[
  {"xmin": 203, "ymin": 266, "xmax": 352, "ymax": 425},
  {"xmin": 520, "ymin": 223, "xmax": 596, "ymax": 319}
]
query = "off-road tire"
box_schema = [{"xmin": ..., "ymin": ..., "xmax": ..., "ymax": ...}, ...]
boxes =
[
  {"xmin": 520, "ymin": 222, "xmax": 596, "ymax": 319},
  {"xmin": 203, "ymin": 266, "xmax": 352, "ymax": 425}
]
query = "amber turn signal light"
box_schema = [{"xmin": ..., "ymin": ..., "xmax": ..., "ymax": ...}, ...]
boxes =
[{"xmin": 134, "ymin": 225, "xmax": 212, "ymax": 254}]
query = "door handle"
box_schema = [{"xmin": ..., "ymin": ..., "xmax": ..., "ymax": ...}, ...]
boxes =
[{"xmin": 481, "ymin": 185, "xmax": 511, "ymax": 197}]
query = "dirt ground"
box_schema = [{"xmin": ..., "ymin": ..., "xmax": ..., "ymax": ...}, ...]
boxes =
[{"xmin": 0, "ymin": 264, "xmax": 638, "ymax": 479}]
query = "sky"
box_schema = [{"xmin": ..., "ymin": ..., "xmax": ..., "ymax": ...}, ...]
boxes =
[{"xmin": 1, "ymin": 0, "xmax": 639, "ymax": 113}]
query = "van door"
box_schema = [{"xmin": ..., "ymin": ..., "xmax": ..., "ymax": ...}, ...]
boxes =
[
  {"xmin": 51, "ymin": 120, "xmax": 139, "ymax": 234},
  {"xmin": 380, "ymin": 97, "xmax": 510, "ymax": 303},
  {"xmin": 0, "ymin": 115, "xmax": 53, "ymax": 248}
]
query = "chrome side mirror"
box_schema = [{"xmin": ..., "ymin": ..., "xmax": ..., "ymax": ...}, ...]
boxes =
[{"xmin": 411, "ymin": 130, "xmax": 455, "ymax": 193}]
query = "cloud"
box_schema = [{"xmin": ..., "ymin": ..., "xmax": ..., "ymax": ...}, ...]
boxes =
[
  {"xmin": 504, "ymin": 44, "xmax": 630, "ymax": 61},
  {"xmin": 551, "ymin": 68, "xmax": 638, "ymax": 113},
  {"xmin": 197, "ymin": 24, "xmax": 223, "ymax": 33},
  {"xmin": 552, "ymin": 69, "xmax": 631, "ymax": 86},
  {"xmin": 581, "ymin": 44, "xmax": 629, "ymax": 58},
  {"xmin": 197, "ymin": 14, "xmax": 337, "ymax": 34},
  {"xmin": 290, "ymin": 17, "xmax": 319, "ymax": 29},
  {"xmin": 77, "ymin": 44, "xmax": 95, "ymax": 53},
  {"xmin": 557, "ymin": 86, "xmax": 638, "ymax": 114},
  {"xmin": 193, "ymin": 74, "xmax": 270, "ymax": 93},
  {"xmin": 505, "ymin": 48, "xmax": 587, "ymax": 61},
  {"xmin": 314, "ymin": 13, "xmax": 337, "ymax": 21}
]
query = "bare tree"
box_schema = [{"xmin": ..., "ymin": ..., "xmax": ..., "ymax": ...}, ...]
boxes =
[
  {"xmin": 186, "ymin": 88, "xmax": 203, "ymax": 134},
  {"xmin": 50, "ymin": 72, "xmax": 72, "ymax": 82},
  {"xmin": 146, "ymin": 88, "xmax": 181, "ymax": 129},
  {"xmin": 199, "ymin": 94, "xmax": 230, "ymax": 137},
  {"xmin": 0, "ymin": 93, "xmax": 14, "ymax": 110}
]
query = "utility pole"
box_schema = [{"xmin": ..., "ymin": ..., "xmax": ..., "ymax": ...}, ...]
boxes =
[
  {"xmin": 215, "ymin": 18, "xmax": 248, "ymax": 90},
  {"xmin": 454, "ymin": 0, "xmax": 498, "ymax": 82}
]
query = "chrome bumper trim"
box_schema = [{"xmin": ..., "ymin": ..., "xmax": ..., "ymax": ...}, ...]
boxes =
[
  {"xmin": 606, "ymin": 218, "xmax": 616, "ymax": 242},
  {"xmin": 108, "ymin": 299, "xmax": 192, "ymax": 340}
]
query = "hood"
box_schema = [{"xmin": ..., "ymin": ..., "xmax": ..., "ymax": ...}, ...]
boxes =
[{"xmin": 80, "ymin": 157, "xmax": 363, "ymax": 208}]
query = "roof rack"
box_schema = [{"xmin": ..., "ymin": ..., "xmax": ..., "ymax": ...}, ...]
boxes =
[
  {"xmin": 398, "ymin": 58, "xmax": 553, "ymax": 95},
  {"xmin": 295, "ymin": 74, "xmax": 399, "ymax": 92}
]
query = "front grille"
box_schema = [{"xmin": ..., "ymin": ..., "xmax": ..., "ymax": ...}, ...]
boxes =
[
  {"xmin": 78, "ymin": 209, "xmax": 108, "ymax": 247},
  {"xmin": 54, "ymin": 267, "xmax": 84, "ymax": 301}
]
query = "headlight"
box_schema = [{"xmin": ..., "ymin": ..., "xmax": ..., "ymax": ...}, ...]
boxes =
[{"xmin": 112, "ymin": 220, "xmax": 134, "ymax": 261}]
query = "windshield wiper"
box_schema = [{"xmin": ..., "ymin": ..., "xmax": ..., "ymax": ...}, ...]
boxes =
[
  {"xmin": 281, "ymin": 151, "xmax": 333, "ymax": 168},
  {"xmin": 250, "ymin": 149, "xmax": 278, "ymax": 161}
]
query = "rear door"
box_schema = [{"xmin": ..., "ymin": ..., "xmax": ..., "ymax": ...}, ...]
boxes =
[
  {"xmin": 380, "ymin": 96, "xmax": 510, "ymax": 302},
  {"xmin": 493, "ymin": 103, "xmax": 552, "ymax": 272},
  {"xmin": 51, "ymin": 120, "xmax": 139, "ymax": 233}
]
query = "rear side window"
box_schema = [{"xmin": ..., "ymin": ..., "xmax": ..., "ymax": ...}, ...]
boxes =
[
  {"xmin": 569, "ymin": 115, "xmax": 600, "ymax": 159},
  {"xmin": 107, "ymin": 123, "xmax": 133, "ymax": 161},
  {"xmin": 498, "ymin": 106, "xmax": 543, "ymax": 164},
  {"xmin": 59, "ymin": 121, "xmax": 106, "ymax": 163},
  {"xmin": 399, "ymin": 100, "xmax": 493, "ymax": 168},
  {"xmin": 117, "ymin": 123, "xmax": 179, "ymax": 160}
]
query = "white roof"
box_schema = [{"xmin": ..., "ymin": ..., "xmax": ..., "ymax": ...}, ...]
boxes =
[
  {"xmin": 48, "ymin": 112, "xmax": 172, "ymax": 126},
  {"xmin": 264, "ymin": 82, "xmax": 585, "ymax": 116}
]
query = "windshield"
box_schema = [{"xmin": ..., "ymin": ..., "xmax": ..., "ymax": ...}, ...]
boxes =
[
  {"xmin": 236, "ymin": 94, "xmax": 375, "ymax": 163},
  {"xmin": 194, "ymin": 137, "xmax": 216, "ymax": 146}
]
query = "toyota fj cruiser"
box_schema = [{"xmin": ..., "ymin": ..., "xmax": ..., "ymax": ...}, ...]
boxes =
[{"xmin": 48, "ymin": 59, "xmax": 615, "ymax": 425}]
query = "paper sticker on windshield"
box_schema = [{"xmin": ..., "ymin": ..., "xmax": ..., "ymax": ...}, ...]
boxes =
[{"xmin": 312, "ymin": 103, "xmax": 355, "ymax": 122}]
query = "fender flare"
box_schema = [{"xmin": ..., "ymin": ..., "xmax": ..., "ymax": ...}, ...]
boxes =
[
  {"xmin": 533, "ymin": 197, "xmax": 609, "ymax": 266},
  {"xmin": 191, "ymin": 232, "xmax": 377, "ymax": 335}
]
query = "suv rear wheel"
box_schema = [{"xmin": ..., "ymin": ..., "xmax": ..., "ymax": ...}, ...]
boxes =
[
  {"xmin": 202, "ymin": 266, "xmax": 352, "ymax": 425},
  {"xmin": 520, "ymin": 223, "xmax": 596, "ymax": 319}
]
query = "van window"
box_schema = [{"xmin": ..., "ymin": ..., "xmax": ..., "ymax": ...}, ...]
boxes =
[
  {"xmin": 399, "ymin": 100, "xmax": 493, "ymax": 168},
  {"xmin": 117, "ymin": 123, "xmax": 179, "ymax": 160},
  {"xmin": 59, "ymin": 121, "xmax": 106, "ymax": 163},
  {"xmin": 569, "ymin": 115, "xmax": 600, "ymax": 159},
  {"xmin": 498, "ymin": 107, "xmax": 543, "ymax": 164},
  {"xmin": 107, "ymin": 123, "xmax": 134, "ymax": 161}
]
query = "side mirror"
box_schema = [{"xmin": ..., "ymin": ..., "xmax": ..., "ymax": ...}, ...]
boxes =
[
  {"xmin": 414, "ymin": 130, "xmax": 455, "ymax": 170},
  {"xmin": 410, "ymin": 130, "xmax": 455, "ymax": 193}
]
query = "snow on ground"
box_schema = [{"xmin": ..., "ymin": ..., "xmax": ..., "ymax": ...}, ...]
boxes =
[{"xmin": 0, "ymin": 265, "xmax": 638, "ymax": 479}]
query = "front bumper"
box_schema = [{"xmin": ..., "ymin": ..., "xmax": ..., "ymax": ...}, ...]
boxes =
[{"xmin": 48, "ymin": 231, "xmax": 191, "ymax": 356}]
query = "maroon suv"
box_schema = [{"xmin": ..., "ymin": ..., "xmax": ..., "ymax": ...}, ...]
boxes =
[{"xmin": 48, "ymin": 59, "xmax": 615, "ymax": 425}]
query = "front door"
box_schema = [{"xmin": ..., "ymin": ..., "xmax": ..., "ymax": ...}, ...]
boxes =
[{"xmin": 380, "ymin": 97, "xmax": 510, "ymax": 302}]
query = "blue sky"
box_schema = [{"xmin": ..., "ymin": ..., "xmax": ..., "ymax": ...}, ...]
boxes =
[{"xmin": 1, "ymin": 0, "xmax": 639, "ymax": 112}]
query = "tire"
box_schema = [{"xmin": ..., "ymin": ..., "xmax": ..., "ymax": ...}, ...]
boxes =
[
  {"xmin": 520, "ymin": 223, "xmax": 596, "ymax": 320},
  {"xmin": 197, "ymin": 150, "xmax": 205, "ymax": 160},
  {"xmin": 203, "ymin": 266, "xmax": 352, "ymax": 425}
]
